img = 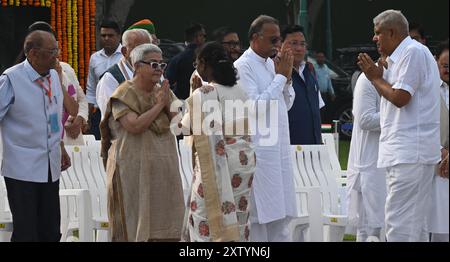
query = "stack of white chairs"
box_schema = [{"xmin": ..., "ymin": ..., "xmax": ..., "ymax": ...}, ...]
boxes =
[
  {"xmin": 292, "ymin": 145, "xmax": 348, "ymax": 241},
  {"xmin": 322, "ymin": 133, "xmax": 348, "ymax": 215},
  {"xmin": 288, "ymin": 151, "xmax": 324, "ymax": 242},
  {"xmin": 59, "ymin": 138, "xmax": 109, "ymax": 242},
  {"xmin": 1, "ymin": 172, "xmax": 93, "ymax": 242}
]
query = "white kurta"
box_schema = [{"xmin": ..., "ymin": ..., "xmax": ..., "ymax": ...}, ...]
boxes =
[
  {"xmin": 347, "ymin": 73, "xmax": 386, "ymax": 235},
  {"xmin": 380, "ymin": 37, "xmax": 440, "ymax": 242},
  {"xmin": 234, "ymin": 48, "xmax": 297, "ymax": 224}
]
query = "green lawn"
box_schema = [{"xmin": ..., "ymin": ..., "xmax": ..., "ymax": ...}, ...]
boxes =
[{"xmin": 339, "ymin": 140, "xmax": 351, "ymax": 170}]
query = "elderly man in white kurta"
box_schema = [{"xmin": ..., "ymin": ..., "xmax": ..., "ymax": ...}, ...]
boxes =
[
  {"xmin": 347, "ymin": 64, "xmax": 387, "ymax": 242},
  {"xmin": 358, "ymin": 10, "xmax": 441, "ymax": 242},
  {"xmin": 234, "ymin": 15, "xmax": 297, "ymax": 242}
]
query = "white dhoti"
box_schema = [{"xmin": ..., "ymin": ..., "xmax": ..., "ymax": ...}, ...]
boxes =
[
  {"xmin": 350, "ymin": 167, "xmax": 387, "ymax": 241},
  {"xmin": 385, "ymin": 163, "xmax": 434, "ymax": 242}
]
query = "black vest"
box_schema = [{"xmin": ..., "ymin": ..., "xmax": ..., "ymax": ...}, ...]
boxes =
[
  {"xmin": 288, "ymin": 63, "xmax": 322, "ymax": 145},
  {"xmin": 100, "ymin": 64, "xmax": 126, "ymax": 84}
]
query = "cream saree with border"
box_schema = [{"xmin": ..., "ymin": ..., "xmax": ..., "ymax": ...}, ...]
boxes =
[{"xmin": 181, "ymin": 83, "xmax": 256, "ymax": 242}]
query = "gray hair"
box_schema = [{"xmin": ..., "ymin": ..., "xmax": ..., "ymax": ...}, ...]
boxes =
[
  {"xmin": 130, "ymin": 43, "xmax": 162, "ymax": 66},
  {"xmin": 373, "ymin": 10, "xmax": 409, "ymax": 36},
  {"xmin": 122, "ymin": 29, "xmax": 152, "ymax": 48},
  {"xmin": 248, "ymin": 15, "xmax": 279, "ymax": 41}
]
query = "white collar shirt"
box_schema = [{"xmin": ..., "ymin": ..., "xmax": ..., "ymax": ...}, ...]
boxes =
[
  {"xmin": 86, "ymin": 44, "xmax": 123, "ymax": 106},
  {"xmin": 378, "ymin": 36, "xmax": 441, "ymax": 168}
]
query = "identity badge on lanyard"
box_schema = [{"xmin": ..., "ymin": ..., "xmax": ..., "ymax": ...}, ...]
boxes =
[
  {"xmin": 36, "ymin": 76, "xmax": 59, "ymax": 134},
  {"xmin": 36, "ymin": 76, "xmax": 53, "ymax": 104}
]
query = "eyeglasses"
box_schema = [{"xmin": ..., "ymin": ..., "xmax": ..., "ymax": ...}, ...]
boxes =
[
  {"xmin": 259, "ymin": 34, "xmax": 282, "ymax": 45},
  {"xmin": 140, "ymin": 60, "xmax": 167, "ymax": 70},
  {"xmin": 36, "ymin": 47, "xmax": 60, "ymax": 56},
  {"xmin": 287, "ymin": 41, "xmax": 307, "ymax": 48},
  {"xmin": 222, "ymin": 41, "xmax": 241, "ymax": 48}
]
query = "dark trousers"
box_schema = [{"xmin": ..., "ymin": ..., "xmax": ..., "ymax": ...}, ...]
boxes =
[
  {"xmin": 4, "ymin": 173, "xmax": 61, "ymax": 242},
  {"xmin": 89, "ymin": 109, "xmax": 101, "ymax": 140}
]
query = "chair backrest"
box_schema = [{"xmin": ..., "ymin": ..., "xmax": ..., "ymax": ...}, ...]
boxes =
[
  {"xmin": 293, "ymin": 145, "xmax": 341, "ymax": 215},
  {"xmin": 321, "ymin": 134, "xmax": 345, "ymax": 183},
  {"xmin": 63, "ymin": 145, "xmax": 103, "ymax": 219},
  {"xmin": 322, "ymin": 133, "xmax": 336, "ymax": 154},
  {"xmin": 0, "ymin": 177, "xmax": 10, "ymax": 220},
  {"xmin": 83, "ymin": 135, "xmax": 97, "ymax": 146},
  {"xmin": 59, "ymin": 146, "xmax": 91, "ymax": 240},
  {"xmin": 290, "ymin": 147, "xmax": 311, "ymax": 216},
  {"xmin": 86, "ymin": 141, "xmax": 108, "ymax": 218}
]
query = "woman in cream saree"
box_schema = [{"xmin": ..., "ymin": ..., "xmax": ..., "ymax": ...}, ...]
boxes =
[{"xmin": 181, "ymin": 42, "xmax": 255, "ymax": 242}]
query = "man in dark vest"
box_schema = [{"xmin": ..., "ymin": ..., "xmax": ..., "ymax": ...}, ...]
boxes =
[
  {"xmin": 281, "ymin": 25, "xmax": 323, "ymax": 145},
  {"xmin": 96, "ymin": 28, "xmax": 152, "ymax": 119}
]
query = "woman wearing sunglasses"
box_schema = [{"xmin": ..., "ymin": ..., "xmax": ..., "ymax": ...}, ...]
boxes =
[{"xmin": 100, "ymin": 43, "xmax": 185, "ymax": 242}]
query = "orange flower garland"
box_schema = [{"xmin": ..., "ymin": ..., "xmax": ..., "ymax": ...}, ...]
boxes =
[
  {"xmin": 0, "ymin": 0, "xmax": 51, "ymax": 6},
  {"xmin": 61, "ymin": 0, "xmax": 67, "ymax": 62},
  {"xmin": 72, "ymin": 0, "xmax": 78, "ymax": 75},
  {"xmin": 77, "ymin": 0, "xmax": 84, "ymax": 88},
  {"xmin": 67, "ymin": 0, "xmax": 72, "ymax": 65},
  {"xmin": 84, "ymin": 0, "xmax": 90, "ymax": 86},
  {"xmin": 90, "ymin": 0, "xmax": 95, "ymax": 53},
  {"xmin": 1, "ymin": 0, "xmax": 95, "ymax": 90},
  {"xmin": 50, "ymin": 0, "xmax": 55, "ymax": 30},
  {"xmin": 56, "ymin": 0, "xmax": 62, "ymax": 56}
]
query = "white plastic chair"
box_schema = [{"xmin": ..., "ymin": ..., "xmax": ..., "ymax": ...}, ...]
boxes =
[
  {"xmin": 59, "ymin": 189, "xmax": 94, "ymax": 242},
  {"xmin": 293, "ymin": 145, "xmax": 348, "ymax": 241},
  {"xmin": 289, "ymin": 147, "xmax": 324, "ymax": 242},
  {"xmin": 1, "ymin": 176, "xmax": 93, "ymax": 242},
  {"xmin": 62, "ymin": 145, "xmax": 109, "ymax": 242},
  {"xmin": 0, "ymin": 177, "xmax": 12, "ymax": 242},
  {"xmin": 83, "ymin": 134, "xmax": 97, "ymax": 146},
  {"xmin": 85, "ymin": 142, "xmax": 110, "ymax": 241}
]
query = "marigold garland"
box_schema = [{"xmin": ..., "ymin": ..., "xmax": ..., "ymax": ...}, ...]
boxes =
[
  {"xmin": 50, "ymin": 0, "xmax": 55, "ymax": 30},
  {"xmin": 72, "ymin": 0, "xmax": 78, "ymax": 75},
  {"xmin": 1, "ymin": 0, "xmax": 96, "ymax": 90},
  {"xmin": 61, "ymin": 0, "xmax": 67, "ymax": 62},
  {"xmin": 84, "ymin": 0, "xmax": 90, "ymax": 87},
  {"xmin": 67, "ymin": 0, "xmax": 72, "ymax": 66}
]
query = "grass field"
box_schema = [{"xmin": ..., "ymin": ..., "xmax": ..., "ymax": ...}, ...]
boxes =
[{"xmin": 339, "ymin": 140, "xmax": 351, "ymax": 170}]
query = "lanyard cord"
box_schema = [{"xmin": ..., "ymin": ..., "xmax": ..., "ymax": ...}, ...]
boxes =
[{"xmin": 36, "ymin": 76, "xmax": 52, "ymax": 104}]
